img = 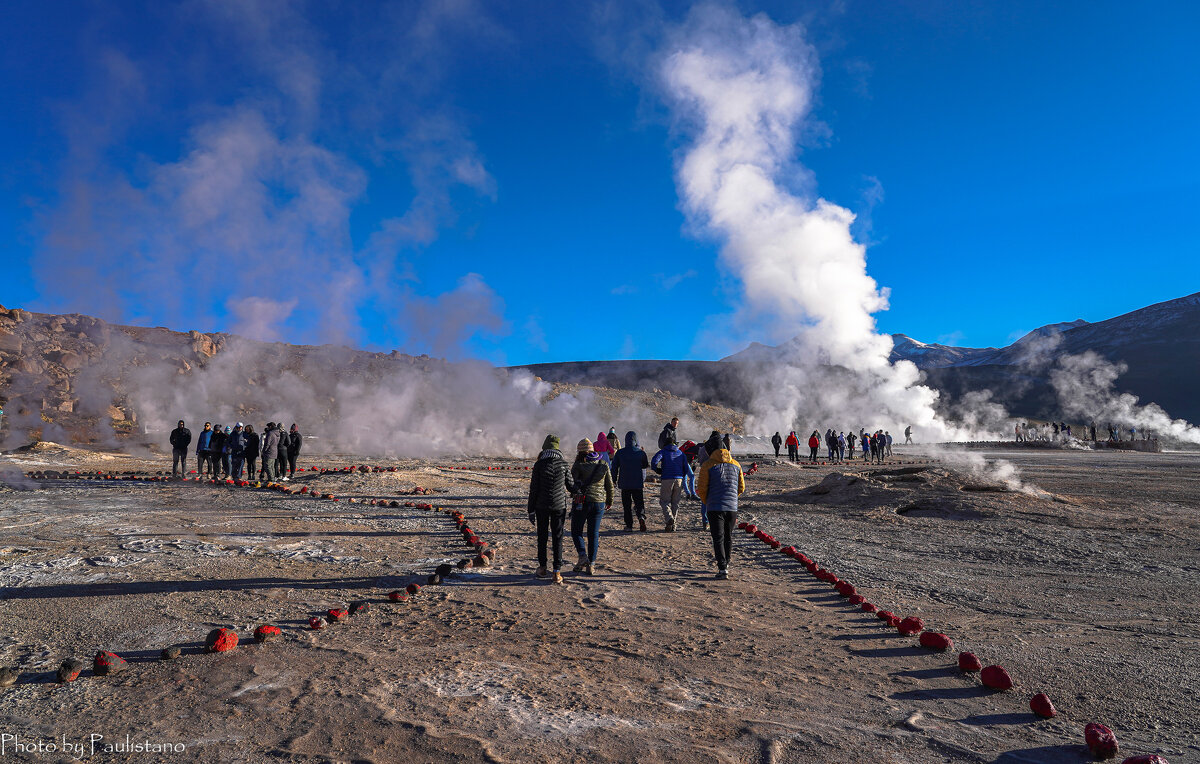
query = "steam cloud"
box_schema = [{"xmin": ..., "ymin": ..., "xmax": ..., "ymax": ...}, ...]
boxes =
[{"xmin": 656, "ymin": 4, "xmax": 985, "ymax": 440}]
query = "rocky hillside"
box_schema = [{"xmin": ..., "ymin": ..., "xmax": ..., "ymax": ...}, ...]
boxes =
[{"xmin": 0, "ymin": 306, "xmax": 743, "ymax": 453}]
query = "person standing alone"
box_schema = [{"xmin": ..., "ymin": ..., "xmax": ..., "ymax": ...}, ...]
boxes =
[
  {"xmin": 771, "ymin": 432, "xmax": 783, "ymax": 458},
  {"xmin": 286, "ymin": 424, "xmax": 302, "ymax": 478},
  {"xmin": 169, "ymin": 420, "xmax": 191, "ymax": 478}
]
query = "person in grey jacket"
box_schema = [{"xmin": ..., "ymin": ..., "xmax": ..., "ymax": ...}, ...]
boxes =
[
  {"xmin": 261, "ymin": 423, "xmax": 281, "ymax": 482},
  {"xmin": 696, "ymin": 446, "xmax": 745, "ymax": 580}
]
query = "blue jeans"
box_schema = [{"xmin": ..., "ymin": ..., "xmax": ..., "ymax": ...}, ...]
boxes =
[{"xmin": 571, "ymin": 501, "xmax": 605, "ymax": 563}]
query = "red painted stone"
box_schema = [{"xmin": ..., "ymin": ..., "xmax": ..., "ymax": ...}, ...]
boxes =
[
  {"xmin": 388, "ymin": 591, "xmax": 408, "ymax": 602},
  {"xmin": 93, "ymin": 650, "xmax": 127, "ymax": 676},
  {"xmin": 406, "ymin": 583, "xmax": 421, "ymax": 595},
  {"xmin": 958, "ymin": 652, "xmax": 983, "ymax": 672},
  {"xmin": 918, "ymin": 632, "xmax": 953, "ymax": 651},
  {"xmin": 1085, "ymin": 723, "xmax": 1119, "ymax": 760},
  {"xmin": 327, "ymin": 609, "xmax": 348, "ymax": 623},
  {"xmin": 897, "ymin": 616, "xmax": 924, "ymax": 636},
  {"xmin": 981, "ymin": 665, "xmax": 1014, "ymax": 691},
  {"xmin": 205, "ymin": 627, "xmax": 239, "ymax": 653},
  {"xmin": 309, "ymin": 617, "xmax": 327, "ymax": 630},
  {"xmin": 254, "ymin": 624, "xmax": 282, "ymax": 643},
  {"xmin": 1029, "ymin": 693, "xmax": 1057, "ymax": 718}
]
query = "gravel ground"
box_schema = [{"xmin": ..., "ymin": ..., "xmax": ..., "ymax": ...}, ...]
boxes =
[{"xmin": 0, "ymin": 444, "xmax": 1195, "ymax": 763}]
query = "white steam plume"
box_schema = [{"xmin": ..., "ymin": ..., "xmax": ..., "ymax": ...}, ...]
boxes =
[
  {"xmin": 1051, "ymin": 352, "xmax": 1200, "ymax": 445},
  {"xmin": 658, "ymin": 4, "xmax": 995, "ymax": 440}
]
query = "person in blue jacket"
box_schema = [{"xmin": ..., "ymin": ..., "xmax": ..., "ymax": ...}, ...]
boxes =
[
  {"xmin": 651, "ymin": 433, "xmax": 693, "ymax": 533},
  {"xmin": 611, "ymin": 431, "xmax": 649, "ymax": 532},
  {"xmin": 195, "ymin": 422, "xmax": 213, "ymax": 476}
]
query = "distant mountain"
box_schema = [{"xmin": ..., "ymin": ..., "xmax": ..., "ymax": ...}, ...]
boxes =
[{"xmin": 522, "ymin": 292, "xmax": 1200, "ymax": 424}]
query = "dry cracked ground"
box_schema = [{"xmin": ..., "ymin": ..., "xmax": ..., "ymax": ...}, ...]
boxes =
[{"xmin": 0, "ymin": 444, "xmax": 1196, "ymax": 763}]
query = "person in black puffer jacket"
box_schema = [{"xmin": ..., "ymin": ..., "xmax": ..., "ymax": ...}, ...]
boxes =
[
  {"xmin": 527, "ymin": 434, "xmax": 576, "ymax": 583},
  {"xmin": 286, "ymin": 424, "xmax": 302, "ymax": 478}
]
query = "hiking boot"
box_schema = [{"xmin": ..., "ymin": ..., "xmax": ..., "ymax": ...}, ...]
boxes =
[
  {"xmin": 535, "ymin": 566, "xmax": 548, "ymax": 579},
  {"xmin": 639, "ymin": 518, "xmax": 647, "ymax": 532},
  {"xmin": 665, "ymin": 520, "xmax": 675, "ymax": 533},
  {"xmin": 716, "ymin": 569, "xmax": 729, "ymax": 580},
  {"xmin": 572, "ymin": 555, "xmax": 587, "ymax": 572},
  {"xmin": 624, "ymin": 524, "xmax": 633, "ymax": 532},
  {"xmin": 553, "ymin": 570, "xmax": 563, "ymax": 584},
  {"xmin": 584, "ymin": 563, "xmax": 594, "ymax": 576}
]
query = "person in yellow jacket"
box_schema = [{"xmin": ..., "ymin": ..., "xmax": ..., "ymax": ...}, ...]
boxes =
[{"xmin": 696, "ymin": 447, "xmax": 745, "ymax": 580}]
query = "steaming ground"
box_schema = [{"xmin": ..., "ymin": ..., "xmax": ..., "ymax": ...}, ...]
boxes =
[{"xmin": 0, "ymin": 447, "xmax": 1196, "ymax": 762}]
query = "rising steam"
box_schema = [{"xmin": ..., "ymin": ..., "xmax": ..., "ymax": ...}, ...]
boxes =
[{"xmin": 656, "ymin": 4, "xmax": 984, "ymax": 440}]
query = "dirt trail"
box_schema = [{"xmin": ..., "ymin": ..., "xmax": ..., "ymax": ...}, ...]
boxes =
[{"xmin": 0, "ymin": 449, "xmax": 1195, "ymax": 762}]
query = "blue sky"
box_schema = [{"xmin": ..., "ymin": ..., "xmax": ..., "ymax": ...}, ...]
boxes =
[{"xmin": 1, "ymin": 1, "xmax": 1196, "ymax": 364}]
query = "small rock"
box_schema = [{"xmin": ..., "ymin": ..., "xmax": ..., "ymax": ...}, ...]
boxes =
[
  {"xmin": 254, "ymin": 625, "xmax": 282, "ymax": 643},
  {"xmin": 1029, "ymin": 692, "xmax": 1057, "ymax": 718},
  {"xmin": 472, "ymin": 554, "xmax": 490, "ymax": 568},
  {"xmin": 309, "ymin": 617, "xmax": 327, "ymax": 630},
  {"xmin": 160, "ymin": 646, "xmax": 182, "ymax": 660},
  {"xmin": 482, "ymin": 548, "xmax": 497, "ymax": 561},
  {"xmin": 93, "ymin": 650, "xmax": 127, "ymax": 676},
  {"xmin": 897, "ymin": 616, "xmax": 924, "ymax": 636},
  {"xmin": 327, "ymin": 609, "xmax": 348, "ymax": 623},
  {"xmin": 1085, "ymin": 723, "xmax": 1119, "ymax": 760},
  {"xmin": 435, "ymin": 563, "xmax": 454, "ymax": 577},
  {"xmin": 406, "ymin": 583, "xmax": 422, "ymax": 595},
  {"xmin": 0, "ymin": 667, "xmax": 18, "ymax": 687},
  {"xmin": 387, "ymin": 591, "xmax": 408, "ymax": 602},
  {"xmin": 205, "ymin": 628, "xmax": 239, "ymax": 653},
  {"xmin": 958, "ymin": 651, "xmax": 982, "ymax": 672},
  {"xmin": 918, "ymin": 632, "xmax": 953, "ymax": 651},
  {"xmin": 427, "ymin": 574, "xmax": 442, "ymax": 585},
  {"xmin": 349, "ymin": 601, "xmax": 369, "ymax": 616},
  {"xmin": 456, "ymin": 558, "xmax": 472, "ymax": 570},
  {"xmin": 57, "ymin": 658, "xmax": 85, "ymax": 683}
]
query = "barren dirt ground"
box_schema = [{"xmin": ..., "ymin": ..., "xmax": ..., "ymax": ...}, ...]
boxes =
[{"xmin": 0, "ymin": 444, "xmax": 1196, "ymax": 763}]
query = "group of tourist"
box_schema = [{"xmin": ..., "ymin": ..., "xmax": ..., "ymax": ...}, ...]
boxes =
[
  {"xmin": 1014, "ymin": 421, "xmax": 1155, "ymax": 443},
  {"xmin": 773, "ymin": 428, "xmax": 899, "ymax": 464},
  {"xmin": 168, "ymin": 420, "xmax": 303, "ymax": 482},
  {"xmin": 527, "ymin": 417, "xmax": 744, "ymax": 584}
]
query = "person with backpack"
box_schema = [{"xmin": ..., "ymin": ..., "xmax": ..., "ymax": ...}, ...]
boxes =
[
  {"xmin": 528, "ymin": 434, "xmax": 576, "ymax": 584},
  {"xmin": 770, "ymin": 432, "xmax": 783, "ymax": 458},
  {"xmin": 169, "ymin": 420, "xmax": 192, "ymax": 478},
  {"xmin": 904, "ymin": 425, "xmax": 913, "ymax": 444},
  {"xmin": 594, "ymin": 430, "xmax": 615, "ymax": 466},
  {"xmin": 286, "ymin": 424, "xmax": 302, "ymax": 478},
  {"xmin": 611, "ymin": 431, "xmax": 649, "ymax": 532},
  {"xmin": 696, "ymin": 441, "xmax": 745, "ymax": 580},
  {"xmin": 652, "ymin": 433, "xmax": 694, "ymax": 532},
  {"xmin": 679, "ymin": 439, "xmax": 700, "ymax": 499},
  {"xmin": 785, "ymin": 431, "xmax": 799, "ymax": 462},
  {"xmin": 570, "ymin": 439, "xmax": 613, "ymax": 575},
  {"xmin": 837, "ymin": 432, "xmax": 846, "ymax": 461}
]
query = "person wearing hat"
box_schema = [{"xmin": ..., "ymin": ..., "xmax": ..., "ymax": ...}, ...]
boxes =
[
  {"xmin": 570, "ymin": 438, "xmax": 614, "ymax": 575},
  {"xmin": 169, "ymin": 419, "xmax": 192, "ymax": 478},
  {"xmin": 527, "ymin": 434, "xmax": 576, "ymax": 584},
  {"xmin": 195, "ymin": 422, "xmax": 214, "ymax": 476}
]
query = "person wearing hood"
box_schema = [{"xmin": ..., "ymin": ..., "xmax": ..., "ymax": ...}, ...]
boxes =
[
  {"xmin": 697, "ymin": 443, "xmax": 745, "ymax": 580},
  {"xmin": 606, "ymin": 427, "xmax": 619, "ymax": 456},
  {"xmin": 286, "ymin": 424, "xmax": 303, "ymax": 478},
  {"xmin": 244, "ymin": 425, "xmax": 260, "ymax": 479},
  {"xmin": 770, "ymin": 432, "xmax": 782, "ymax": 458},
  {"xmin": 229, "ymin": 423, "xmax": 246, "ymax": 481},
  {"xmin": 219, "ymin": 426, "xmax": 234, "ymax": 478},
  {"xmin": 785, "ymin": 431, "xmax": 799, "ymax": 462},
  {"xmin": 570, "ymin": 439, "xmax": 614, "ymax": 575},
  {"xmin": 276, "ymin": 423, "xmax": 291, "ymax": 480},
  {"xmin": 261, "ymin": 423, "xmax": 280, "ymax": 482},
  {"xmin": 527, "ymin": 434, "xmax": 576, "ymax": 584},
  {"xmin": 593, "ymin": 430, "xmax": 615, "ymax": 466},
  {"xmin": 651, "ymin": 433, "xmax": 693, "ymax": 532},
  {"xmin": 611, "ymin": 431, "xmax": 649, "ymax": 532},
  {"xmin": 837, "ymin": 432, "xmax": 846, "ymax": 461},
  {"xmin": 169, "ymin": 420, "xmax": 192, "ymax": 478},
  {"xmin": 807, "ymin": 431, "xmax": 820, "ymax": 462},
  {"xmin": 195, "ymin": 422, "xmax": 214, "ymax": 476},
  {"xmin": 209, "ymin": 425, "xmax": 227, "ymax": 478}
]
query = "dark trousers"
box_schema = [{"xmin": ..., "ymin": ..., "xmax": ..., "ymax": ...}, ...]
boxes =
[
  {"xmin": 287, "ymin": 454, "xmax": 298, "ymax": 476},
  {"xmin": 231, "ymin": 456, "xmax": 244, "ymax": 481},
  {"xmin": 773, "ymin": 444, "xmax": 780, "ymax": 457},
  {"xmin": 809, "ymin": 446, "xmax": 818, "ymax": 461},
  {"xmin": 198, "ymin": 452, "xmax": 212, "ymax": 475},
  {"xmin": 708, "ymin": 510, "xmax": 736, "ymax": 569},
  {"xmin": 621, "ymin": 489, "xmax": 645, "ymax": 526},
  {"xmin": 221, "ymin": 453, "xmax": 231, "ymax": 477},
  {"xmin": 246, "ymin": 456, "xmax": 257, "ymax": 478},
  {"xmin": 536, "ymin": 510, "xmax": 566, "ymax": 570},
  {"xmin": 172, "ymin": 449, "xmax": 187, "ymax": 477},
  {"xmin": 208, "ymin": 453, "xmax": 221, "ymax": 477},
  {"xmin": 571, "ymin": 502, "xmax": 605, "ymax": 563},
  {"xmin": 787, "ymin": 444, "xmax": 798, "ymax": 462},
  {"xmin": 276, "ymin": 456, "xmax": 286, "ymax": 476}
]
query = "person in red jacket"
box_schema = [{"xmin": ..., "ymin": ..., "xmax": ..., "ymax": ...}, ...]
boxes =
[
  {"xmin": 784, "ymin": 431, "xmax": 800, "ymax": 462},
  {"xmin": 807, "ymin": 431, "xmax": 820, "ymax": 462}
]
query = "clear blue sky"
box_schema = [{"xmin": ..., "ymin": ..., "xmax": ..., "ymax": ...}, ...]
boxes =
[{"xmin": 1, "ymin": 1, "xmax": 1196, "ymax": 363}]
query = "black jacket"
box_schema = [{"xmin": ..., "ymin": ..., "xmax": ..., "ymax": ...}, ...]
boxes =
[
  {"xmin": 169, "ymin": 426, "xmax": 191, "ymax": 451},
  {"xmin": 527, "ymin": 449, "xmax": 576, "ymax": 516},
  {"xmin": 287, "ymin": 430, "xmax": 302, "ymax": 456},
  {"xmin": 658, "ymin": 423, "xmax": 676, "ymax": 449},
  {"xmin": 244, "ymin": 432, "xmax": 260, "ymax": 458},
  {"xmin": 210, "ymin": 430, "xmax": 227, "ymax": 456},
  {"xmin": 770, "ymin": 433, "xmax": 782, "ymax": 448},
  {"xmin": 277, "ymin": 431, "xmax": 290, "ymax": 459}
]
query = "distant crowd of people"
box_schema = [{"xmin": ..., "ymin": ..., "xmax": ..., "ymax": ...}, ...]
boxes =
[
  {"xmin": 527, "ymin": 417, "xmax": 743, "ymax": 584},
  {"xmin": 1014, "ymin": 421, "xmax": 1155, "ymax": 443},
  {"xmin": 771, "ymin": 426, "xmax": 910, "ymax": 464},
  {"xmin": 168, "ymin": 420, "xmax": 303, "ymax": 481}
]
